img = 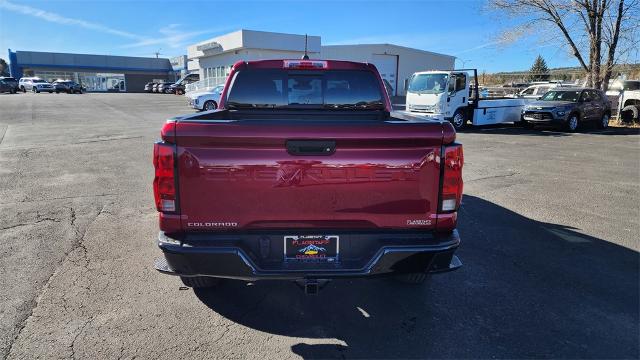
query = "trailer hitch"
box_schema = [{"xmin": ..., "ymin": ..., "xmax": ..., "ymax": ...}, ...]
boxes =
[{"xmin": 294, "ymin": 279, "xmax": 331, "ymax": 295}]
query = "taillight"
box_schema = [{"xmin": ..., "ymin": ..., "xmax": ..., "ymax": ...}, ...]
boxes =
[
  {"xmin": 153, "ymin": 142, "xmax": 176, "ymax": 212},
  {"xmin": 440, "ymin": 144, "xmax": 463, "ymax": 212}
]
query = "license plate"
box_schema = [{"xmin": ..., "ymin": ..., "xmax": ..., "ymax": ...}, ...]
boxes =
[{"xmin": 284, "ymin": 235, "xmax": 339, "ymax": 261}]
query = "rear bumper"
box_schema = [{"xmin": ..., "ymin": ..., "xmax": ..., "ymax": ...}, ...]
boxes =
[{"xmin": 155, "ymin": 230, "xmax": 461, "ymax": 281}]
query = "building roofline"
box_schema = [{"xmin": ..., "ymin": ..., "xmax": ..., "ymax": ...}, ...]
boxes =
[
  {"xmin": 192, "ymin": 29, "xmax": 321, "ymax": 47},
  {"xmin": 12, "ymin": 49, "xmax": 172, "ymax": 61},
  {"xmin": 12, "ymin": 63, "xmax": 172, "ymax": 73},
  {"xmin": 321, "ymin": 43, "xmax": 455, "ymax": 59}
]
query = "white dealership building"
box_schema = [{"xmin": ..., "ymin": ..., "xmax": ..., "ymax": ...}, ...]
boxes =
[{"xmin": 187, "ymin": 29, "xmax": 455, "ymax": 96}]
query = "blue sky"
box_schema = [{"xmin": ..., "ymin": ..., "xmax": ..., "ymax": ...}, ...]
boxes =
[{"xmin": 0, "ymin": 0, "xmax": 595, "ymax": 73}]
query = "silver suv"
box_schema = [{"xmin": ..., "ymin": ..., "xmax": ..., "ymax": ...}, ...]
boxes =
[{"xmin": 19, "ymin": 77, "xmax": 55, "ymax": 93}]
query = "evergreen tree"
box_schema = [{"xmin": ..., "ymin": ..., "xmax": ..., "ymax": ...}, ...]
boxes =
[
  {"xmin": 529, "ymin": 55, "xmax": 550, "ymax": 81},
  {"xmin": 0, "ymin": 58, "xmax": 9, "ymax": 77}
]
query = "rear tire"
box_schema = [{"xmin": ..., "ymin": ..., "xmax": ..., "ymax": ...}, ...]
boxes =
[
  {"xmin": 620, "ymin": 105, "xmax": 639, "ymax": 123},
  {"xmin": 180, "ymin": 276, "xmax": 220, "ymax": 288},
  {"xmin": 21, "ymin": 86, "xmax": 26, "ymax": 93},
  {"xmin": 395, "ymin": 272, "xmax": 428, "ymax": 284},
  {"xmin": 597, "ymin": 113, "xmax": 610, "ymax": 129}
]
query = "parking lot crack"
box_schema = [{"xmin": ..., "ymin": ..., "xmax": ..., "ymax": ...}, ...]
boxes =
[
  {"xmin": 76, "ymin": 135, "xmax": 142, "ymax": 144},
  {"xmin": 0, "ymin": 217, "xmax": 61, "ymax": 231},
  {"xmin": 467, "ymin": 171, "xmax": 519, "ymax": 183},
  {"xmin": 69, "ymin": 207, "xmax": 76, "ymax": 227},
  {"xmin": 189, "ymin": 322, "xmax": 233, "ymax": 353},
  {"xmin": 0, "ymin": 123, "xmax": 7, "ymax": 146},
  {"xmin": 69, "ymin": 317, "xmax": 94, "ymax": 360},
  {"xmin": 4, "ymin": 204, "xmax": 107, "ymax": 359},
  {"xmin": 2, "ymin": 193, "xmax": 121, "ymax": 206}
]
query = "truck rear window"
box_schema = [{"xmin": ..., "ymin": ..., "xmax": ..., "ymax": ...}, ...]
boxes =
[{"xmin": 226, "ymin": 69, "xmax": 385, "ymax": 110}]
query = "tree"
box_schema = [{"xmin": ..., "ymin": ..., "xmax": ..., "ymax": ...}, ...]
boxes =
[
  {"xmin": 0, "ymin": 58, "xmax": 9, "ymax": 77},
  {"xmin": 529, "ymin": 55, "xmax": 550, "ymax": 81},
  {"xmin": 488, "ymin": 0, "xmax": 640, "ymax": 90}
]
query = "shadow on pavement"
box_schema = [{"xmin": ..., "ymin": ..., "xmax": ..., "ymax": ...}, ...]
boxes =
[{"xmin": 194, "ymin": 195, "xmax": 639, "ymax": 359}]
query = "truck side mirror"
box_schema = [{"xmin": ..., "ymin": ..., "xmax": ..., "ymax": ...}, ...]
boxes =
[{"xmin": 448, "ymin": 76, "xmax": 456, "ymax": 94}]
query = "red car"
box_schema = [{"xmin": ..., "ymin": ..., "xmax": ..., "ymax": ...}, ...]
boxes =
[{"xmin": 153, "ymin": 59, "xmax": 463, "ymax": 294}]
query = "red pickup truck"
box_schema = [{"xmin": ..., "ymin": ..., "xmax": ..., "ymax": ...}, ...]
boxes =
[{"xmin": 153, "ymin": 59, "xmax": 463, "ymax": 294}]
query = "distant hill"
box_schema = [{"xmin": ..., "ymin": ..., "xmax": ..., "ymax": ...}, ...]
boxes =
[{"xmin": 481, "ymin": 63, "xmax": 640, "ymax": 86}]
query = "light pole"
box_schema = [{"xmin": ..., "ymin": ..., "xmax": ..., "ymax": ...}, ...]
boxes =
[{"xmin": 458, "ymin": 59, "xmax": 471, "ymax": 68}]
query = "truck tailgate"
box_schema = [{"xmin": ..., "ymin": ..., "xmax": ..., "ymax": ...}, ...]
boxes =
[{"xmin": 173, "ymin": 120, "xmax": 445, "ymax": 231}]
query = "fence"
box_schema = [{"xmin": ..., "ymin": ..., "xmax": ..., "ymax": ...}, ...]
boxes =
[{"xmin": 185, "ymin": 76, "xmax": 227, "ymax": 94}]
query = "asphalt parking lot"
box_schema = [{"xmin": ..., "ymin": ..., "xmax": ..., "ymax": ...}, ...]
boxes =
[{"xmin": 1, "ymin": 92, "xmax": 638, "ymax": 359}]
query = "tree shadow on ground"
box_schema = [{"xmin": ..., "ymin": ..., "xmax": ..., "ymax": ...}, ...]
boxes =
[{"xmin": 194, "ymin": 195, "xmax": 639, "ymax": 359}]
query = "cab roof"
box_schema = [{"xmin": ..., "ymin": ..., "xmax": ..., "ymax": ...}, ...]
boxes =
[{"xmin": 232, "ymin": 59, "xmax": 377, "ymax": 71}]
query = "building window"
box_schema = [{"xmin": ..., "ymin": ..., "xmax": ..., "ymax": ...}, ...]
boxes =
[{"xmin": 77, "ymin": 73, "xmax": 125, "ymax": 92}]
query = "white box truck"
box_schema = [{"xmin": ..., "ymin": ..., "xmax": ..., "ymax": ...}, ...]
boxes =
[{"xmin": 404, "ymin": 69, "xmax": 528, "ymax": 130}]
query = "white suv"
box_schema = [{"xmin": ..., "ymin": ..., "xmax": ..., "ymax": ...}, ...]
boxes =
[
  {"xmin": 19, "ymin": 77, "xmax": 55, "ymax": 93},
  {"xmin": 187, "ymin": 85, "xmax": 224, "ymax": 111}
]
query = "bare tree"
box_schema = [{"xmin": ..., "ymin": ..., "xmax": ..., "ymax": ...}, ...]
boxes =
[{"xmin": 488, "ymin": 0, "xmax": 640, "ymax": 90}]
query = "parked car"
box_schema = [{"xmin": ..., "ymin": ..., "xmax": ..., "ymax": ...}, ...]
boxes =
[
  {"xmin": 158, "ymin": 82, "xmax": 175, "ymax": 94},
  {"xmin": 516, "ymin": 83, "xmax": 569, "ymax": 99},
  {"xmin": 521, "ymin": 88, "xmax": 611, "ymax": 131},
  {"xmin": 144, "ymin": 82, "xmax": 156, "ymax": 92},
  {"xmin": 187, "ymin": 85, "xmax": 224, "ymax": 110},
  {"xmin": 52, "ymin": 80, "xmax": 84, "ymax": 94},
  {"xmin": 152, "ymin": 83, "xmax": 160, "ymax": 93},
  {"xmin": 19, "ymin": 78, "xmax": 54, "ymax": 93},
  {"xmin": 169, "ymin": 73, "xmax": 200, "ymax": 95},
  {"xmin": 153, "ymin": 59, "xmax": 464, "ymax": 293},
  {"xmin": 0, "ymin": 77, "xmax": 19, "ymax": 93},
  {"xmin": 0, "ymin": 78, "xmax": 18, "ymax": 94}
]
